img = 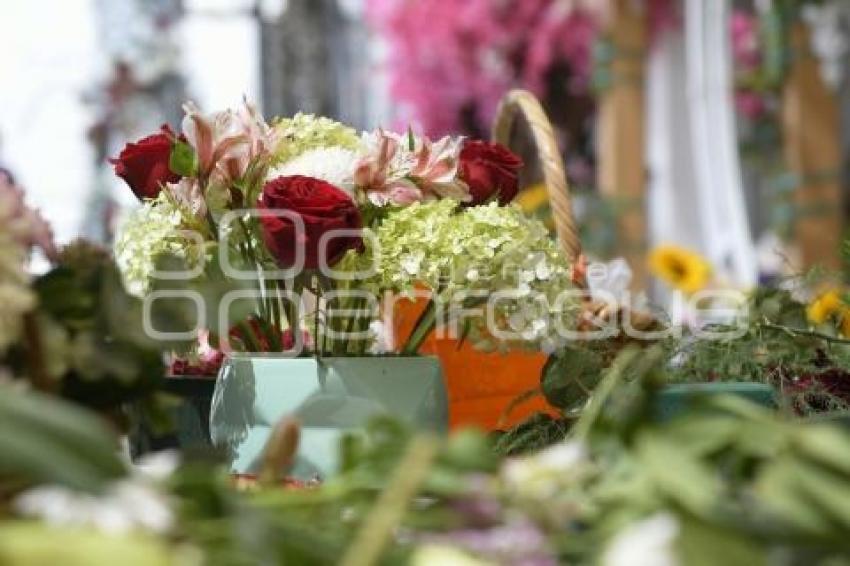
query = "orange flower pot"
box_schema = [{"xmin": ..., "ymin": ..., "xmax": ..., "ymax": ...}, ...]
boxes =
[{"xmin": 392, "ymin": 296, "xmax": 555, "ymax": 430}]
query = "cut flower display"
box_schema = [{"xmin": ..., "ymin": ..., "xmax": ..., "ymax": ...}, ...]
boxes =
[{"xmin": 112, "ymin": 99, "xmax": 575, "ymax": 357}]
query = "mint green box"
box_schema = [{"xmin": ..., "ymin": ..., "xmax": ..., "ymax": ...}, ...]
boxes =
[{"xmin": 209, "ymin": 356, "xmax": 448, "ymax": 479}]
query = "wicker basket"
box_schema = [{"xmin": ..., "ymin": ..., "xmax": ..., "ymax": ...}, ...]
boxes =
[
  {"xmin": 492, "ymin": 89, "xmax": 581, "ymax": 264},
  {"xmin": 393, "ymin": 90, "xmax": 577, "ymax": 430}
]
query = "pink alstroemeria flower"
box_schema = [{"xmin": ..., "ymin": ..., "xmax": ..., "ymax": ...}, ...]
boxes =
[
  {"xmin": 408, "ymin": 135, "xmax": 470, "ymax": 202},
  {"xmin": 216, "ymin": 99, "xmax": 280, "ymax": 186},
  {"xmin": 165, "ymin": 178, "xmax": 207, "ymax": 219},
  {"xmin": 354, "ymin": 129, "xmax": 424, "ymax": 206},
  {"xmin": 354, "ymin": 129, "xmax": 470, "ymax": 206},
  {"xmin": 181, "ymin": 101, "xmax": 249, "ymax": 181}
]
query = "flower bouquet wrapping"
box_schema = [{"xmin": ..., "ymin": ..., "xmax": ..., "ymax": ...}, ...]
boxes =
[{"xmin": 111, "ymin": 100, "xmax": 578, "ymax": 473}]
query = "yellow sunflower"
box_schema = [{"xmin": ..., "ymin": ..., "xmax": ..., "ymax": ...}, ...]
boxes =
[
  {"xmin": 806, "ymin": 289, "xmax": 844, "ymax": 325},
  {"xmin": 807, "ymin": 289, "xmax": 850, "ymax": 337},
  {"xmin": 648, "ymin": 245, "xmax": 711, "ymax": 294}
]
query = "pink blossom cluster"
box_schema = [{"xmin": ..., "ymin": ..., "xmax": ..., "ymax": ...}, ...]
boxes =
[
  {"xmin": 365, "ymin": 0, "xmax": 681, "ymax": 137},
  {"xmin": 730, "ymin": 8, "xmax": 769, "ymax": 121},
  {"xmin": 0, "ymin": 169, "xmax": 57, "ymax": 262},
  {"xmin": 365, "ymin": 0, "xmax": 602, "ymax": 136}
]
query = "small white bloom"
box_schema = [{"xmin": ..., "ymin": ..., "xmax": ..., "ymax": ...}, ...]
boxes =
[
  {"xmin": 502, "ymin": 441, "xmax": 588, "ymax": 499},
  {"xmin": 368, "ymin": 320, "xmax": 392, "ymax": 354},
  {"xmin": 588, "ymin": 258, "xmax": 633, "ymax": 306},
  {"xmin": 535, "ymin": 261, "xmax": 552, "ymax": 280},
  {"xmin": 14, "ymin": 481, "xmax": 174, "ymax": 535},
  {"xmin": 401, "ymin": 253, "xmax": 423, "ymax": 275},
  {"xmin": 14, "ymin": 450, "xmax": 179, "ymax": 536},
  {"xmin": 603, "ymin": 513, "xmax": 680, "ymax": 566},
  {"xmin": 519, "ymin": 270, "xmax": 535, "ymax": 283},
  {"xmin": 133, "ymin": 450, "xmax": 180, "ymax": 481},
  {"xmin": 508, "ymin": 312, "xmax": 527, "ymax": 331}
]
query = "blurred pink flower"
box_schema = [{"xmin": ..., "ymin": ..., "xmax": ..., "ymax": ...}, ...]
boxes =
[
  {"xmin": 735, "ymin": 91, "xmax": 768, "ymax": 120},
  {"xmin": 365, "ymin": 0, "xmax": 568, "ymax": 135},
  {"xmin": 366, "ymin": 0, "xmax": 683, "ymax": 136},
  {"xmin": 731, "ymin": 9, "xmax": 761, "ymax": 72},
  {"xmin": 0, "ymin": 174, "xmax": 57, "ymax": 262}
]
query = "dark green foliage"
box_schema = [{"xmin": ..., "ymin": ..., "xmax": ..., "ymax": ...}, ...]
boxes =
[
  {"xmin": 492, "ymin": 412, "xmax": 571, "ymax": 456},
  {"xmin": 0, "ymin": 388, "xmax": 127, "ymax": 493},
  {"xmin": 667, "ymin": 286, "xmax": 850, "ymax": 415},
  {"xmin": 540, "ymin": 344, "xmax": 606, "ymax": 411}
]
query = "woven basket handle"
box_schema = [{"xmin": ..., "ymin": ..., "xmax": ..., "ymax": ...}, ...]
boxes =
[{"xmin": 492, "ymin": 89, "xmax": 582, "ymax": 263}]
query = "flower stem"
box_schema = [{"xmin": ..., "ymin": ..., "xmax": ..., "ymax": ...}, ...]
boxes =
[
  {"xmin": 400, "ymin": 298, "xmax": 437, "ymax": 356},
  {"xmin": 759, "ymin": 319, "xmax": 850, "ymax": 345}
]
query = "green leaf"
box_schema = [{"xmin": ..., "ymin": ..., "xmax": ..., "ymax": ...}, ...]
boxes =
[
  {"xmin": 540, "ymin": 346, "xmax": 605, "ymax": 411},
  {"xmin": 794, "ymin": 425, "xmax": 850, "ymax": 476},
  {"xmin": 790, "ymin": 458, "xmax": 850, "ymax": 529},
  {"xmin": 657, "ymin": 415, "xmax": 740, "ymax": 457},
  {"xmin": 755, "ymin": 461, "xmax": 839, "ymax": 535},
  {"xmin": 440, "ymin": 428, "xmax": 498, "ymax": 473},
  {"xmin": 0, "ymin": 388, "xmax": 127, "ymax": 492},
  {"xmin": 636, "ymin": 433, "xmax": 722, "ymax": 517},
  {"xmin": 169, "ymin": 140, "xmax": 197, "ymax": 177},
  {"xmin": 677, "ymin": 516, "xmax": 766, "ymax": 566}
]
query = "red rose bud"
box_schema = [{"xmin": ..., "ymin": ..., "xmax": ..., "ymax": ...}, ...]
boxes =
[
  {"xmin": 259, "ymin": 175, "xmax": 363, "ymax": 270},
  {"xmin": 110, "ymin": 124, "xmax": 181, "ymax": 200},
  {"xmin": 459, "ymin": 140, "xmax": 523, "ymax": 205}
]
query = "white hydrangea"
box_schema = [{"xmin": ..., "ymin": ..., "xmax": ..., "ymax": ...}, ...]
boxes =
[
  {"xmin": 114, "ymin": 194, "xmax": 198, "ymax": 297},
  {"xmin": 268, "ymin": 146, "xmax": 361, "ymax": 195},
  {"xmin": 337, "ymin": 200, "xmax": 578, "ymax": 351},
  {"xmin": 272, "ymin": 113, "xmax": 360, "ymax": 165}
]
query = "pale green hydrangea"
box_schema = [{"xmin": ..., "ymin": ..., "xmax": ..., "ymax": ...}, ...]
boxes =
[
  {"xmin": 271, "ymin": 113, "xmax": 360, "ymax": 165},
  {"xmin": 114, "ymin": 193, "xmax": 202, "ymax": 297},
  {"xmin": 339, "ymin": 200, "xmax": 578, "ymax": 351}
]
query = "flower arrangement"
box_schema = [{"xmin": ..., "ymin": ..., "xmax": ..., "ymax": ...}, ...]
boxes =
[{"xmin": 111, "ymin": 100, "xmax": 578, "ymax": 361}]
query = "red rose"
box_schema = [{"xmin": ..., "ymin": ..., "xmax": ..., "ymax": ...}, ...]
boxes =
[
  {"xmin": 259, "ymin": 175, "xmax": 363, "ymax": 270},
  {"xmin": 110, "ymin": 124, "xmax": 181, "ymax": 200},
  {"xmin": 458, "ymin": 140, "xmax": 523, "ymax": 205}
]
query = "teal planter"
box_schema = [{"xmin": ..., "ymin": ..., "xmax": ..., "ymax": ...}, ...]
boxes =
[
  {"xmin": 129, "ymin": 376, "xmax": 216, "ymax": 458},
  {"xmin": 654, "ymin": 382, "xmax": 777, "ymax": 422},
  {"xmin": 209, "ymin": 355, "xmax": 448, "ymax": 480}
]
